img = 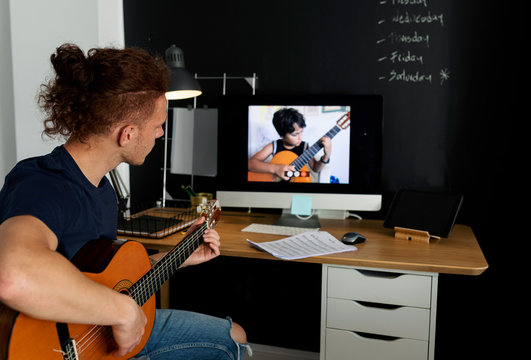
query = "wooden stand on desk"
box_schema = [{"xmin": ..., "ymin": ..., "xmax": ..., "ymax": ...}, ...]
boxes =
[{"xmin": 394, "ymin": 226, "xmax": 440, "ymax": 243}]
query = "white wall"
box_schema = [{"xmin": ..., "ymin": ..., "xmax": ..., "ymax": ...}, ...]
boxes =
[
  {"xmin": 0, "ymin": 0, "xmax": 16, "ymax": 187},
  {"xmin": 0, "ymin": 0, "xmax": 125, "ymax": 187}
]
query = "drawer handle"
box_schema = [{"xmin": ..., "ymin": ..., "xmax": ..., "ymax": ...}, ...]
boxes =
[
  {"xmin": 356, "ymin": 300, "xmax": 402, "ymax": 310},
  {"xmin": 357, "ymin": 269, "xmax": 402, "ymax": 279},
  {"xmin": 352, "ymin": 331, "xmax": 400, "ymax": 342}
]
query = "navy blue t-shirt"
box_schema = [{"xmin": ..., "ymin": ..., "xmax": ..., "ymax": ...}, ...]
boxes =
[{"xmin": 0, "ymin": 146, "xmax": 117, "ymax": 260}]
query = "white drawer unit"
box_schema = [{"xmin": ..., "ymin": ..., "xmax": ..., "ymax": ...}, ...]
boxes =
[
  {"xmin": 325, "ymin": 328, "xmax": 429, "ymax": 360},
  {"xmin": 327, "ymin": 298, "xmax": 430, "ymax": 340},
  {"xmin": 327, "ymin": 266, "xmax": 432, "ymax": 308},
  {"xmin": 321, "ymin": 265, "xmax": 438, "ymax": 360}
]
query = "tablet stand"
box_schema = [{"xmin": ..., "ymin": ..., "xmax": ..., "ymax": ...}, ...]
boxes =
[{"xmin": 394, "ymin": 227, "xmax": 440, "ymax": 244}]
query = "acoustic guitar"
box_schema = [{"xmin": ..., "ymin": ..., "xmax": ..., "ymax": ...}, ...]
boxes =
[
  {"xmin": 0, "ymin": 200, "xmax": 221, "ymax": 360},
  {"xmin": 248, "ymin": 112, "xmax": 351, "ymax": 183}
]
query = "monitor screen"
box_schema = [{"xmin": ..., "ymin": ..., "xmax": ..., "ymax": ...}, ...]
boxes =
[
  {"xmin": 216, "ymin": 94, "xmax": 383, "ymax": 217},
  {"xmin": 247, "ymin": 104, "xmax": 351, "ymax": 184}
]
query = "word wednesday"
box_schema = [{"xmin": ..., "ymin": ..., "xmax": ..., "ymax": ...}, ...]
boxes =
[{"xmin": 392, "ymin": 10, "xmax": 444, "ymax": 26}]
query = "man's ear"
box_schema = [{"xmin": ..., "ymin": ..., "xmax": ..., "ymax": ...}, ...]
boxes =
[{"xmin": 118, "ymin": 125, "xmax": 136, "ymax": 147}]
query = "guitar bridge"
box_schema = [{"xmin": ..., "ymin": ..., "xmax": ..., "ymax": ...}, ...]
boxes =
[
  {"xmin": 56, "ymin": 322, "xmax": 79, "ymax": 359},
  {"xmin": 53, "ymin": 339, "xmax": 78, "ymax": 359}
]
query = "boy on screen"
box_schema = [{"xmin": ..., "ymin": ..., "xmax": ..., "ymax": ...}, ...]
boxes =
[{"xmin": 248, "ymin": 107, "xmax": 331, "ymax": 182}]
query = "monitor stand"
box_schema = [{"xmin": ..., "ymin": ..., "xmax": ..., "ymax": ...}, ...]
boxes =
[{"xmin": 274, "ymin": 209, "xmax": 321, "ymax": 229}]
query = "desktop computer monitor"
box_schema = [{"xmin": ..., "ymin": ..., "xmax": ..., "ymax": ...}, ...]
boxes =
[{"xmin": 216, "ymin": 94, "xmax": 383, "ymax": 222}]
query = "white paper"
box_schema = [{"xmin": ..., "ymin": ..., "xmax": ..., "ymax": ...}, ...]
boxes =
[{"xmin": 247, "ymin": 231, "xmax": 356, "ymax": 260}]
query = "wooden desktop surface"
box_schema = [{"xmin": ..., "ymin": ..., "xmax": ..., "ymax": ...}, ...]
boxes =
[{"xmin": 126, "ymin": 210, "xmax": 488, "ymax": 276}]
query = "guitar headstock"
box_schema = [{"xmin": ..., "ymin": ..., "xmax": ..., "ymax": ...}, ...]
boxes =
[
  {"xmin": 200, "ymin": 199, "xmax": 221, "ymax": 229},
  {"xmin": 336, "ymin": 112, "xmax": 350, "ymax": 129}
]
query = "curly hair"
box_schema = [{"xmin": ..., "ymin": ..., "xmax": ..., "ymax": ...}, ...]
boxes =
[{"xmin": 39, "ymin": 43, "xmax": 169, "ymax": 141}]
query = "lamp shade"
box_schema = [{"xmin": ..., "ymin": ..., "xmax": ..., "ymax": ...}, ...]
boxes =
[{"xmin": 165, "ymin": 45, "xmax": 202, "ymax": 100}]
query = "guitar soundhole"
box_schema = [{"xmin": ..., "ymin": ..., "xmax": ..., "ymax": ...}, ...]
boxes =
[
  {"xmin": 119, "ymin": 289, "xmax": 130, "ymax": 296},
  {"xmin": 113, "ymin": 279, "xmax": 133, "ymax": 295}
]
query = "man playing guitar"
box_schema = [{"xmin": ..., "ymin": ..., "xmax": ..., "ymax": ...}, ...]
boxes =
[{"xmin": 0, "ymin": 43, "xmax": 249, "ymax": 359}]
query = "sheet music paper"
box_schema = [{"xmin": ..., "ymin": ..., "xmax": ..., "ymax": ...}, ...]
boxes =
[{"xmin": 247, "ymin": 231, "xmax": 356, "ymax": 260}]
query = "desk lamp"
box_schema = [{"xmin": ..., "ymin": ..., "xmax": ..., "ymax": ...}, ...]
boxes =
[
  {"xmin": 162, "ymin": 45, "xmax": 202, "ymax": 207},
  {"xmin": 165, "ymin": 45, "xmax": 202, "ymax": 100}
]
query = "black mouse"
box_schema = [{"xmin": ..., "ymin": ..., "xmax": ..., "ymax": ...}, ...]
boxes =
[{"xmin": 341, "ymin": 232, "xmax": 366, "ymax": 245}]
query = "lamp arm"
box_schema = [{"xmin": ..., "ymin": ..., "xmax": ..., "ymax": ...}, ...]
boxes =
[
  {"xmin": 109, "ymin": 169, "xmax": 129, "ymax": 217},
  {"xmin": 162, "ymin": 101, "xmax": 169, "ymax": 207}
]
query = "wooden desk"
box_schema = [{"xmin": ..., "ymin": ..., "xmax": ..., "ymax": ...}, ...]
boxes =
[
  {"xmin": 133, "ymin": 210, "xmax": 487, "ymax": 275},
  {"xmin": 125, "ymin": 210, "xmax": 488, "ymax": 360}
]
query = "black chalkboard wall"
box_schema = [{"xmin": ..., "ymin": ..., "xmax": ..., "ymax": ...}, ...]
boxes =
[{"xmin": 123, "ymin": 1, "xmax": 510, "ymax": 358}]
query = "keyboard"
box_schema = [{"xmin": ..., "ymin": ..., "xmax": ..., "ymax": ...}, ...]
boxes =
[{"xmin": 241, "ymin": 223, "xmax": 319, "ymax": 236}]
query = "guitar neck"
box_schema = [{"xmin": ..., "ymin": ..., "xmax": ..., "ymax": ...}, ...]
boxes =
[
  {"xmin": 128, "ymin": 223, "xmax": 207, "ymax": 306},
  {"xmin": 291, "ymin": 125, "xmax": 341, "ymax": 170}
]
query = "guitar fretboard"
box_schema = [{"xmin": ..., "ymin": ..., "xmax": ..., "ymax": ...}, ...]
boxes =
[
  {"xmin": 291, "ymin": 125, "xmax": 341, "ymax": 171},
  {"xmin": 128, "ymin": 224, "xmax": 207, "ymax": 306}
]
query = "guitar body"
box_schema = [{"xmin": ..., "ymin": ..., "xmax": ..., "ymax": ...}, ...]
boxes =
[
  {"xmin": 1, "ymin": 200, "xmax": 221, "ymax": 360},
  {"xmin": 2, "ymin": 239, "xmax": 155, "ymax": 360},
  {"xmin": 247, "ymin": 170, "xmax": 273, "ymax": 182},
  {"xmin": 247, "ymin": 150, "xmax": 312, "ymax": 183},
  {"xmin": 271, "ymin": 151, "xmax": 311, "ymax": 183}
]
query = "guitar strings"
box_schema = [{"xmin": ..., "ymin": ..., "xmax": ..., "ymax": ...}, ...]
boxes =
[
  {"xmin": 74, "ymin": 217, "xmax": 211, "ymax": 357},
  {"xmin": 71, "ymin": 223, "xmax": 208, "ymax": 358},
  {"xmin": 76, "ymin": 326, "xmax": 113, "ymax": 359},
  {"xmin": 129, "ymin": 224, "xmax": 206, "ymax": 304},
  {"xmin": 70, "ymin": 321, "xmax": 115, "ymax": 359},
  {"xmin": 292, "ymin": 126, "xmax": 340, "ymax": 169}
]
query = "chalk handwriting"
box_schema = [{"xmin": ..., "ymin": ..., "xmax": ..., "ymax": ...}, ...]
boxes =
[
  {"xmin": 387, "ymin": 69, "xmax": 432, "ymax": 83},
  {"xmin": 390, "ymin": 50, "xmax": 424, "ymax": 64},
  {"xmin": 378, "ymin": 50, "xmax": 424, "ymax": 65},
  {"xmin": 385, "ymin": 31, "xmax": 430, "ymax": 48},
  {"xmin": 392, "ymin": 0, "xmax": 428, "ymax": 7},
  {"xmin": 376, "ymin": 0, "xmax": 449, "ymax": 86},
  {"xmin": 392, "ymin": 10, "xmax": 444, "ymax": 26}
]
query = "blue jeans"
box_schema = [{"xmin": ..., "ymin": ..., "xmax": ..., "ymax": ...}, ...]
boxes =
[{"xmin": 130, "ymin": 309, "xmax": 251, "ymax": 360}]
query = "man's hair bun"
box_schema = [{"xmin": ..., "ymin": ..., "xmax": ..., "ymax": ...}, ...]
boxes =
[{"xmin": 50, "ymin": 43, "xmax": 94, "ymax": 88}]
